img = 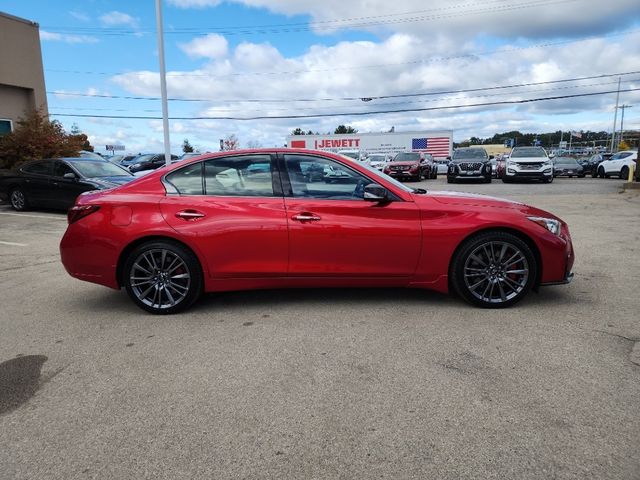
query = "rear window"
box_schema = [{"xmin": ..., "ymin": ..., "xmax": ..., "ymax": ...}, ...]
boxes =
[{"xmin": 165, "ymin": 162, "xmax": 204, "ymax": 195}]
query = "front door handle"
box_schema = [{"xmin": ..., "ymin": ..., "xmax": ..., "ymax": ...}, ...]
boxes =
[
  {"xmin": 175, "ymin": 210, "xmax": 205, "ymax": 220},
  {"xmin": 292, "ymin": 213, "xmax": 321, "ymax": 222}
]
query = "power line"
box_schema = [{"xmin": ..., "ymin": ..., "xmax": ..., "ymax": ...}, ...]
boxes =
[
  {"xmin": 44, "ymin": 29, "xmax": 640, "ymax": 79},
  {"xmin": 50, "ymin": 87, "xmax": 640, "ymax": 121},
  {"xmin": 46, "ymin": 70, "xmax": 640, "ymax": 103},
  {"xmin": 43, "ymin": 0, "xmax": 578, "ymax": 36},
  {"xmin": 48, "ymin": 79, "xmax": 640, "ymax": 115}
]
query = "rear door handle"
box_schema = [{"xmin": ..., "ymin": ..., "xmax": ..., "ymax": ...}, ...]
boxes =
[
  {"xmin": 292, "ymin": 213, "xmax": 321, "ymax": 222},
  {"xmin": 175, "ymin": 210, "xmax": 205, "ymax": 220}
]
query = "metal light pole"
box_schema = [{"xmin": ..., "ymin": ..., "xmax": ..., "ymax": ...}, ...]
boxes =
[
  {"xmin": 610, "ymin": 77, "xmax": 621, "ymax": 152},
  {"xmin": 155, "ymin": 0, "xmax": 171, "ymax": 166},
  {"xmin": 618, "ymin": 104, "xmax": 633, "ymax": 144}
]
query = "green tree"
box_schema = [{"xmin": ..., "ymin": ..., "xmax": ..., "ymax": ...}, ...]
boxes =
[
  {"xmin": 182, "ymin": 138, "xmax": 194, "ymax": 153},
  {"xmin": 291, "ymin": 128, "xmax": 306, "ymax": 135},
  {"xmin": 0, "ymin": 110, "xmax": 90, "ymax": 168},
  {"xmin": 334, "ymin": 125, "xmax": 357, "ymax": 134}
]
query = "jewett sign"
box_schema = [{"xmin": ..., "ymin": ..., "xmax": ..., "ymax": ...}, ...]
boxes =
[
  {"xmin": 314, "ymin": 138, "xmax": 361, "ymax": 149},
  {"xmin": 286, "ymin": 130, "xmax": 453, "ymax": 159}
]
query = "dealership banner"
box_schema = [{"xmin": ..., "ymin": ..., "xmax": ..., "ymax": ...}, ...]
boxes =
[{"xmin": 286, "ymin": 130, "xmax": 453, "ymax": 159}]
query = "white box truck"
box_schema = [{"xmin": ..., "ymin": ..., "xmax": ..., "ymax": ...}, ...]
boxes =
[{"xmin": 286, "ymin": 130, "xmax": 453, "ymax": 160}]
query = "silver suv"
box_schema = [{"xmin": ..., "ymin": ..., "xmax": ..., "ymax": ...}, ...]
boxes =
[{"xmin": 503, "ymin": 147, "xmax": 553, "ymax": 183}]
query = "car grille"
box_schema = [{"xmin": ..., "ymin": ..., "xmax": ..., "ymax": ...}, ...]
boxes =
[
  {"xmin": 516, "ymin": 162, "xmax": 543, "ymax": 170},
  {"xmin": 459, "ymin": 162, "xmax": 483, "ymax": 171},
  {"xmin": 391, "ymin": 166, "xmax": 410, "ymax": 171}
]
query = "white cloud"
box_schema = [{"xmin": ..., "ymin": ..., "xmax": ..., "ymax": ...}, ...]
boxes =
[
  {"xmin": 40, "ymin": 30, "xmax": 98, "ymax": 44},
  {"xmin": 99, "ymin": 11, "xmax": 139, "ymax": 28},
  {"xmin": 179, "ymin": 34, "xmax": 229, "ymax": 59},
  {"xmin": 166, "ymin": 0, "xmax": 640, "ymax": 41}
]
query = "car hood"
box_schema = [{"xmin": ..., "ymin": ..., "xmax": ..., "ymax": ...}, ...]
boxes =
[
  {"xmin": 508, "ymin": 156, "xmax": 549, "ymax": 163},
  {"xmin": 388, "ymin": 161, "xmax": 419, "ymax": 167},
  {"xmin": 424, "ymin": 190, "xmax": 526, "ymax": 209}
]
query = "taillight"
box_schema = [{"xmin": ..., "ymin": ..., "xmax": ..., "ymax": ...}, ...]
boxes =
[{"xmin": 68, "ymin": 205, "xmax": 100, "ymax": 224}]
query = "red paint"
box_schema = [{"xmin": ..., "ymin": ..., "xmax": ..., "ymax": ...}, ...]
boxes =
[{"xmin": 60, "ymin": 148, "xmax": 574, "ymax": 298}]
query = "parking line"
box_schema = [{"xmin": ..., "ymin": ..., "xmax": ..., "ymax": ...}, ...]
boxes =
[
  {"xmin": 0, "ymin": 240, "xmax": 28, "ymax": 246},
  {"xmin": 0, "ymin": 212, "xmax": 65, "ymax": 220}
]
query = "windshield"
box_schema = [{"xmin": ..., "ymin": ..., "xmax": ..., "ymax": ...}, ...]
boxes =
[
  {"xmin": 610, "ymin": 152, "xmax": 632, "ymax": 160},
  {"xmin": 554, "ymin": 157, "xmax": 579, "ymax": 165},
  {"xmin": 452, "ymin": 149, "xmax": 487, "ymax": 160},
  {"xmin": 510, "ymin": 147, "xmax": 547, "ymax": 158},
  {"xmin": 359, "ymin": 162, "xmax": 414, "ymax": 193},
  {"xmin": 393, "ymin": 152, "xmax": 420, "ymax": 162},
  {"xmin": 122, "ymin": 154, "xmax": 153, "ymax": 165},
  {"xmin": 69, "ymin": 161, "xmax": 133, "ymax": 177}
]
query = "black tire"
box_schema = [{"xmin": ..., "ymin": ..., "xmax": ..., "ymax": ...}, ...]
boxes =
[
  {"xmin": 598, "ymin": 167, "xmax": 605, "ymax": 179},
  {"xmin": 123, "ymin": 240, "xmax": 203, "ymax": 314},
  {"xmin": 484, "ymin": 175, "xmax": 492, "ymax": 184},
  {"xmin": 447, "ymin": 177, "xmax": 455, "ymax": 184},
  {"xmin": 9, "ymin": 187, "xmax": 30, "ymax": 211},
  {"xmin": 502, "ymin": 176, "xmax": 511, "ymax": 183},
  {"xmin": 544, "ymin": 175, "xmax": 553, "ymax": 183},
  {"xmin": 450, "ymin": 231, "xmax": 537, "ymax": 308},
  {"xmin": 620, "ymin": 166, "xmax": 629, "ymax": 180}
]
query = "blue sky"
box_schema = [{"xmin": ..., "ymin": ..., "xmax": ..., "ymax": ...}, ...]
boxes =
[{"xmin": 3, "ymin": 0, "xmax": 640, "ymax": 154}]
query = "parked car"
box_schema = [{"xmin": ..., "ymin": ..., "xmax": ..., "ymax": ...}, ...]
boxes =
[
  {"xmin": 383, "ymin": 152, "xmax": 436, "ymax": 181},
  {"xmin": 552, "ymin": 157, "xmax": 584, "ymax": 177},
  {"xmin": 124, "ymin": 154, "xmax": 179, "ymax": 173},
  {"xmin": 434, "ymin": 159, "xmax": 450, "ymax": 174},
  {"xmin": 177, "ymin": 152, "xmax": 205, "ymax": 161},
  {"xmin": 108, "ymin": 154, "xmax": 136, "ymax": 165},
  {"xmin": 60, "ymin": 149, "xmax": 575, "ymax": 314},
  {"xmin": 577, "ymin": 153, "xmax": 609, "ymax": 177},
  {"xmin": 595, "ymin": 150, "xmax": 638, "ymax": 179},
  {"xmin": 365, "ymin": 154, "xmax": 388, "ymax": 171},
  {"xmin": 503, "ymin": 147, "xmax": 554, "ymax": 183},
  {"xmin": 0, "ymin": 158, "xmax": 136, "ymax": 211},
  {"xmin": 447, "ymin": 148, "xmax": 492, "ymax": 183}
]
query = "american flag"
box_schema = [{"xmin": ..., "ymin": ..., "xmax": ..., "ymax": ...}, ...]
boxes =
[{"xmin": 412, "ymin": 137, "xmax": 450, "ymax": 158}]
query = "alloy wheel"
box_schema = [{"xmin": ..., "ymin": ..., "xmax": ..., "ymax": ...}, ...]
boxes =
[
  {"xmin": 10, "ymin": 189, "xmax": 26, "ymax": 211},
  {"xmin": 129, "ymin": 248, "xmax": 192, "ymax": 310},
  {"xmin": 462, "ymin": 241, "xmax": 529, "ymax": 304}
]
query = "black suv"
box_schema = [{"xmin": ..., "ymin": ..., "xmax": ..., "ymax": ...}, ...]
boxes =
[{"xmin": 447, "ymin": 148, "xmax": 492, "ymax": 183}]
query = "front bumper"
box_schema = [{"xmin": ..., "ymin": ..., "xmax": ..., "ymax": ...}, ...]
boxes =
[{"xmin": 540, "ymin": 271, "xmax": 574, "ymax": 286}]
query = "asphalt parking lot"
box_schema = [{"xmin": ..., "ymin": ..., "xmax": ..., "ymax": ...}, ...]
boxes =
[{"xmin": 1, "ymin": 177, "xmax": 639, "ymax": 479}]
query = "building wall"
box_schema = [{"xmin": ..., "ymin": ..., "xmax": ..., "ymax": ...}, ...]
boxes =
[{"xmin": 0, "ymin": 12, "xmax": 48, "ymax": 129}]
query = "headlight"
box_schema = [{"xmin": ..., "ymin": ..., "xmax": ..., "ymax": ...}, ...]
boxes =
[{"xmin": 527, "ymin": 216, "xmax": 561, "ymax": 235}]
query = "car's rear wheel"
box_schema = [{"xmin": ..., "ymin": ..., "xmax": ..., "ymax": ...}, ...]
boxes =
[
  {"xmin": 451, "ymin": 231, "xmax": 537, "ymax": 308},
  {"xmin": 123, "ymin": 240, "xmax": 203, "ymax": 314},
  {"xmin": 620, "ymin": 166, "xmax": 629, "ymax": 180},
  {"xmin": 10, "ymin": 188, "xmax": 29, "ymax": 211}
]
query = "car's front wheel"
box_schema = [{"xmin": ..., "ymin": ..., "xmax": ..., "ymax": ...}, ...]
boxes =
[
  {"xmin": 598, "ymin": 166, "xmax": 605, "ymax": 178},
  {"xmin": 123, "ymin": 240, "xmax": 203, "ymax": 314},
  {"xmin": 10, "ymin": 187, "xmax": 30, "ymax": 211},
  {"xmin": 620, "ymin": 166, "xmax": 629, "ymax": 180},
  {"xmin": 450, "ymin": 231, "xmax": 537, "ymax": 308}
]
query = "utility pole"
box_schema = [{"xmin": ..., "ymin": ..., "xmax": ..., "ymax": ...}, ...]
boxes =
[
  {"xmin": 610, "ymin": 77, "xmax": 621, "ymax": 152},
  {"xmin": 618, "ymin": 104, "xmax": 633, "ymax": 145},
  {"xmin": 155, "ymin": 0, "xmax": 171, "ymax": 167}
]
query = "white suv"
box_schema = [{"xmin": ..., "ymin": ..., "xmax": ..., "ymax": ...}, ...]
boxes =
[
  {"xmin": 596, "ymin": 150, "xmax": 638, "ymax": 179},
  {"xmin": 503, "ymin": 146, "xmax": 554, "ymax": 183}
]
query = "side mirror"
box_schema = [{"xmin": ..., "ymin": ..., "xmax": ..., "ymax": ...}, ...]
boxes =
[
  {"xmin": 63, "ymin": 172, "xmax": 77, "ymax": 180},
  {"xmin": 489, "ymin": 155, "xmax": 494, "ymax": 159},
  {"xmin": 446, "ymin": 156, "xmax": 451, "ymax": 160},
  {"xmin": 363, "ymin": 183, "xmax": 388, "ymax": 202}
]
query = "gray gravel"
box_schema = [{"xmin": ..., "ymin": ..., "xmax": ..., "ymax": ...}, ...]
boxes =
[{"xmin": 0, "ymin": 177, "xmax": 638, "ymax": 480}]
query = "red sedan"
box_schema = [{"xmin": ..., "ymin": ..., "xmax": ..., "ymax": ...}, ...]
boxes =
[{"xmin": 60, "ymin": 149, "xmax": 574, "ymax": 314}]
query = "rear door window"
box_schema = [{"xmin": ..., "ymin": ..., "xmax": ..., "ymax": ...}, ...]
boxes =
[
  {"xmin": 203, "ymin": 155, "xmax": 274, "ymax": 197},
  {"xmin": 21, "ymin": 161, "xmax": 53, "ymax": 176}
]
